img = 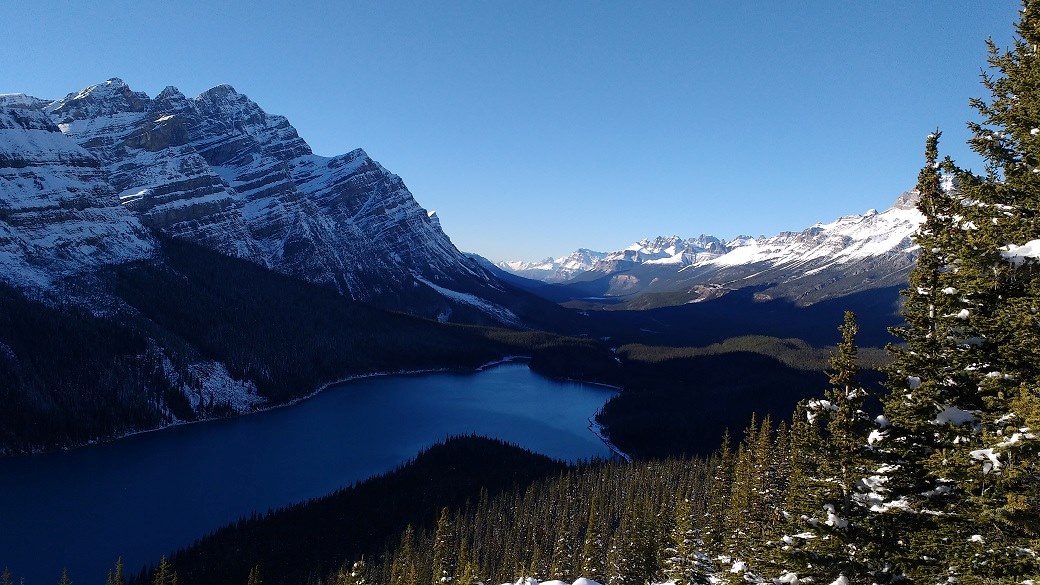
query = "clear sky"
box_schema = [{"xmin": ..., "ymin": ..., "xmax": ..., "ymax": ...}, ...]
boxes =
[{"xmin": 0, "ymin": 1, "xmax": 1019, "ymax": 262}]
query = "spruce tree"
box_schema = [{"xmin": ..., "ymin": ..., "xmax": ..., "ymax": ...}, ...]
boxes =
[
  {"xmin": 774, "ymin": 311, "xmax": 877, "ymax": 583},
  {"xmin": 430, "ymin": 507, "xmax": 456, "ymax": 585},
  {"xmin": 152, "ymin": 557, "xmax": 178, "ymax": 585},
  {"xmin": 870, "ymin": 3, "xmax": 1040, "ymax": 580},
  {"xmin": 940, "ymin": 0, "xmax": 1040, "ymax": 576},
  {"xmin": 105, "ymin": 558, "xmax": 125, "ymax": 585},
  {"xmin": 246, "ymin": 565, "xmax": 262, "ymax": 585},
  {"xmin": 391, "ymin": 526, "xmax": 419, "ymax": 585},
  {"xmin": 661, "ymin": 498, "xmax": 709, "ymax": 585},
  {"xmin": 579, "ymin": 496, "xmax": 607, "ymax": 582},
  {"xmin": 702, "ymin": 430, "xmax": 734, "ymax": 552}
]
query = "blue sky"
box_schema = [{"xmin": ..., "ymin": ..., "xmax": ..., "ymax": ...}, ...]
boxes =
[{"xmin": 1, "ymin": 1, "xmax": 1019, "ymax": 262}]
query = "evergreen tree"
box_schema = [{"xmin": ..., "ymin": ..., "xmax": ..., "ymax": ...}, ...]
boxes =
[
  {"xmin": 246, "ymin": 565, "xmax": 262, "ymax": 585},
  {"xmin": 335, "ymin": 559, "xmax": 369, "ymax": 585},
  {"xmin": 870, "ymin": 2, "xmax": 1040, "ymax": 581},
  {"xmin": 661, "ymin": 498, "xmax": 709, "ymax": 585},
  {"xmin": 579, "ymin": 496, "xmax": 607, "ymax": 581},
  {"xmin": 105, "ymin": 558, "xmax": 125, "ymax": 585},
  {"xmin": 57, "ymin": 569, "xmax": 70, "ymax": 585},
  {"xmin": 152, "ymin": 557, "xmax": 178, "ymax": 585},
  {"xmin": 431, "ymin": 507, "xmax": 456, "ymax": 585},
  {"xmin": 773, "ymin": 311, "xmax": 878, "ymax": 583},
  {"xmin": 391, "ymin": 525, "xmax": 419, "ymax": 585},
  {"xmin": 1, "ymin": 567, "xmax": 11, "ymax": 585},
  {"xmin": 702, "ymin": 430, "xmax": 733, "ymax": 551}
]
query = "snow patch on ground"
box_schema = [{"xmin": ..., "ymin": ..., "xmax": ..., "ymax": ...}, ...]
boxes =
[
  {"xmin": 414, "ymin": 275, "xmax": 522, "ymax": 326},
  {"xmin": 161, "ymin": 355, "xmax": 266, "ymax": 413}
]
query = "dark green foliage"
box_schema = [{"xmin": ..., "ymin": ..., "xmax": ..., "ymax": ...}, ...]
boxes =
[
  {"xmin": 378, "ymin": 455, "xmax": 715, "ymax": 585},
  {"xmin": 597, "ymin": 350, "xmax": 830, "ymax": 458},
  {"xmin": 869, "ymin": 3, "xmax": 1040, "ymax": 580},
  {"xmin": 0, "ymin": 283, "xmax": 170, "ymax": 453},
  {"xmin": 107, "ymin": 238, "xmax": 510, "ymax": 403},
  {"xmin": 150, "ymin": 558, "xmax": 176, "ymax": 585},
  {"xmin": 106, "ymin": 558, "xmax": 125, "ymax": 585},
  {"xmin": 145, "ymin": 437, "xmax": 565, "ymax": 585}
]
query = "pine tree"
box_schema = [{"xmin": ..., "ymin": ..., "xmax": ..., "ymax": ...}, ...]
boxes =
[
  {"xmin": 106, "ymin": 558, "xmax": 125, "ymax": 585},
  {"xmin": 391, "ymin": 526, "xmax": 419, "ymax": 585},
  {"xmin": 940, "ymin": 1, "xmax": 1040, "ymax": 577},
  {"xmin": 57, "ymin": 569, "xmax": 70, "ymax": 585},
  {"xmin": 152, "ymin": 557, "xmax": 178, "ymax": 585},
  {"xmin": 431, "ymin": 507, "xmax": 456, "ymax": 585},
  {"xmin": 1, "ymin": 567, "xmax": 11, "ymax": 585},
  {"xmin": 867, "ymin": 3, "xmax": 1040, "ymax": 580},
  {"xmin": 579, "ymin": 496, "xmax": 607, "ymax": 582},
  {"xmin": 702, "ymin": 430, "xmax": 734, "ymax": 552},
  {"xmin": 246, "ymin": 565, "xmax": 262, "ymax": 585},
  {"xmin": 662, "ymin": 498, "xmax": 709, "ymax": 585},
  {"xmin": 774, "ymin": 311, "xmax": 878, "ymax": 583},
  {"xmin": 335, "ymin": 559, "xmax": 369, "ymax": 585}
]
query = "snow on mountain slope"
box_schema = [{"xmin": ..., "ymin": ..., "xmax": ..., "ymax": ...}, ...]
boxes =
[
  {"xmin": 601, "ymin": 235, "xmax": 727, "ymax": 267},
  {"xmin": 12, "ymin": 78, "xmax": 514, "ymax": 323},
  {"xmin": 500, "ymin": 192, "xmax": 923, "ymax": 306},
  {"xmin": 0, "ymin": 104, "xmax": 154, "ymax": 289},
  {"xmin": 702, "ymin": 193, "xmax": 921, "ymax": 272},
  {"xmin": 499, "ymin": 248, "xmax": 608, "ymax": 282}
]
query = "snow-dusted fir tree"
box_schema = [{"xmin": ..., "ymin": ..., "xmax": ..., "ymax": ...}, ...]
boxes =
[
  {"xmin": 661, "ymin": 498, "xmax": 711, "ymax": 585},
  {"xmin": 942, "ymin": 0, "xmax": 1040, "ymax": 576},
  {"xmin": 431, "ymin": 507, "xmax": 457, "ymax": 585},
  {"xmin": 868, "ymin": 2, "xmax": 1040, "ymax": 581},
  {"xmin": 333, "ymin": 559, "xmax": 369, "ymax": 585},
  {"xmin": 771, "ymin": 312, "xmax": 878, "ymax": 584}
]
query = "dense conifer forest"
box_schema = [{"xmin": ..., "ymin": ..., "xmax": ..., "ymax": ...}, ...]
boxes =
[{"xmin": 4, "ymin": 3, "xmax": 1040, "ymax": 584}]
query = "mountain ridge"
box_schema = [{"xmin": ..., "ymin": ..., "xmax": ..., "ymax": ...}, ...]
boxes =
[
  {"xmin": 499, "ymin": 191, "xmax": 922, "ymax": 306},
  {"xmin": 1, "ymin": 78, "xmax": 533, "ymax": 326}
]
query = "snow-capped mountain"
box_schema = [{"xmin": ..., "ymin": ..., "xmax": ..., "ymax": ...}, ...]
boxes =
[
  {"xmin": 499, "ymin": 248, "xmax": 608, "ymax": 282},
  {"xmin": 594, "ymin": 234, "xmax": 728, "ymax": 268},
  {"xmin": 501, "ymin": 192, "xmax": 923, "ymax": 306},
  {"xmin": 1, "ymin": 79, "xmax": 522, "ymax": 324}
]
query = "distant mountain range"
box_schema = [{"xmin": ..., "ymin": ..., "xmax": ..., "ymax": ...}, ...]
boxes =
[{"xmin": 498, "ymin": 192, "xmax": 922, "ymax": 308}]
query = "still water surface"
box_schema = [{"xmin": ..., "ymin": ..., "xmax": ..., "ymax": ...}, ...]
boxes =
[{"xmin": 0, "ymin": 364, "xmax": 615, "ymax": 584}]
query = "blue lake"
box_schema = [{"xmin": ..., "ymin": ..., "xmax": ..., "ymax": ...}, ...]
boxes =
[{"xmin": 0, "ymin": 363, "xmax": 616, "ymax": 584}]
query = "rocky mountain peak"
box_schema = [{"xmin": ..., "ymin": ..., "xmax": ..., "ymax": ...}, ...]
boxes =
[
  {"xmin": 153, "ymin": 86, "xmax": 191, "ymax": 112},
  {"xmin": 0, "ymin": 93, "xmax": 50, "ymax": 110},
  {"xmin": 893, "ymin": 190, "xmax": 920, "ymax": 210},
  {"xmin": 47, "ymin": 78, "xmax": 150, "ymax": 123}
]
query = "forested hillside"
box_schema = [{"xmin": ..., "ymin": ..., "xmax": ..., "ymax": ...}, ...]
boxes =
[{"xmin": 156, "ymin": 6, "xmax": 1040, "ymax": 582}]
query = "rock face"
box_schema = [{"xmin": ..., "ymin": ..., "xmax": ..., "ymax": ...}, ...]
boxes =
[
  {"xmin": 501, "ymin": 193, "xmax": 924, "ymax": 306},
  {"xmin": 2, "ymin": 79, "xmax": 512, "ymax": 323},
  {"xmin": 0, "ymin": 100, "xmax": 154, "ymax": 288}
]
